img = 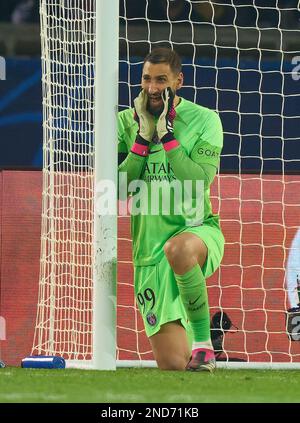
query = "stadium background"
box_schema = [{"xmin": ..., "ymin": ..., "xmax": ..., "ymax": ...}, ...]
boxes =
[{"xmin": 0, "ymin": 0, "xmax": 300, "ymax": 366}]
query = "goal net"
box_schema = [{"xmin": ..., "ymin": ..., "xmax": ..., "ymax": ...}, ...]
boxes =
[{"xmin": 33, "ymin": 0, "xmax": 300, "ymax": 368}]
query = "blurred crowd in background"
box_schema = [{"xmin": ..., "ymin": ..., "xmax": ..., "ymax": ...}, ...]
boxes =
[
  {"xmin": 0, "ymin": 0, "xmax": 38, "ymax": 23},
  {"xmin": 0, "ymin": 0, "xmax": 299, "ymax": 28},
  {"xmin": 121, "ymin": 0, "xmax": 300, "ymax": 28}
]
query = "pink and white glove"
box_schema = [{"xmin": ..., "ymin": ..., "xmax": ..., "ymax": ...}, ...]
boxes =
[{"xmin": 156, "ymin": 87, "xmax": 179, "ymax": 151}]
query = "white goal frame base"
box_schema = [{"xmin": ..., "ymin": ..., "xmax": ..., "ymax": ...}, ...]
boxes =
[{"xmin": 66, "ymin": 360, "xmax": 300, "ymax": 370}]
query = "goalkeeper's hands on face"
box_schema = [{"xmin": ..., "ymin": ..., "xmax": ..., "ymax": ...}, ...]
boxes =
[
  {"xmin": 156, "ymin": 87, "xmax": 176, "ymax": 143},
  {"xmin": 133, "ymin": 89, "xmax": 156, "ymax": 143}
]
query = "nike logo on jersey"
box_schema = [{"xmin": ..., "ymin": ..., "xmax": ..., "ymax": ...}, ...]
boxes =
[{"xmin": 149, "ymin": 149, "xmax": 163, "ymax": 154}]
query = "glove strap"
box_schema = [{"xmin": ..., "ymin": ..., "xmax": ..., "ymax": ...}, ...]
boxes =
[
  {"xmin": 160, "ymin": 132, "xmax": 180, "ymax": 152},
  {"xmin": 131, "ymin": 134, "xmax": 149, "ymax": 157}
]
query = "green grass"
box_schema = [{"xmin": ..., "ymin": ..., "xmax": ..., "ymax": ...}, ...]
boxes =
[{"xmin": 0, "ymin": 367, "xmax": 299, "ymax": 403}]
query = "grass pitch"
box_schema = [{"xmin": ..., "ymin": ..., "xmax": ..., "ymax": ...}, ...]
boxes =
[{"xmin": 0, "ymin": 367, "xmax": 299, "ymax": 403}]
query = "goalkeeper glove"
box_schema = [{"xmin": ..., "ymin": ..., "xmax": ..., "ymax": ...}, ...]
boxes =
[
  {"xmin": 156, "ymin": 87, "xmax": 177, "ymax": 143},
  {"xmin": 133, "ymin": 90, "xmax": 156, "ymax": 143},
  {"xmin": 131, "ymin": 90, "xmax": 155, "ymax": 156},
  {"xmin": 156, "ymin": 87, "xmax": 179, "ymax": 152}
]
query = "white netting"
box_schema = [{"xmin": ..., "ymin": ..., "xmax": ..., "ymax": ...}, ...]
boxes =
[
  {"xmin": 33, "ymin": 0, "xmax": 96, "ymax": 360},
  {"xmin": 34, "ymin": 0, "xmax": 300, "ymax": 366}
]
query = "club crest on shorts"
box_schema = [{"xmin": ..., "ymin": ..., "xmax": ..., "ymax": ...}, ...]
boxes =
[{"xmin": 146, "ymin": 312, "xmax": 157, "ymax": 326}]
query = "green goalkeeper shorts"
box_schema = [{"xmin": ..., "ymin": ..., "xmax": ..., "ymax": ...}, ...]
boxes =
[{"xmin": 134, "ymin": 223, "xmax": 225, "ymax": 339}]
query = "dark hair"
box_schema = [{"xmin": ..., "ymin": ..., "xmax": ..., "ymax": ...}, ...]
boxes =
[{"xmin": 143, "ymin": 47, "xmax": 182, "ymax": 74}]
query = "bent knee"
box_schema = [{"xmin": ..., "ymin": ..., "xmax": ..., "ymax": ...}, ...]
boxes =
[{"xmin": 164, "ymin": 238, "xmax": 195, "ymax": 263}]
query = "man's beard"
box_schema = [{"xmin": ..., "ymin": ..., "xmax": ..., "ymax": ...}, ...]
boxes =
[
  {"xmin": 146, "ymin": 99, "xmax": 164, "ymax": 117},
  {"xmin": 146, "ymin": 89, "xmax": 176, "ymax": 116}
]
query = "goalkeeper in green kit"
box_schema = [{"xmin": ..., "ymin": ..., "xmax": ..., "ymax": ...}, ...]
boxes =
[{"xmin": 118, "ymin": 47, "xmax": 224, "ymax": 372}]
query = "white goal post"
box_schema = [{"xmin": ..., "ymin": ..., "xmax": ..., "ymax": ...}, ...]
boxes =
[
  {"xmin": 34, "ymin": 0, "xmax": 118, "ymax": 370},
  {"xmin": 33, "ymin": 0, "xmax": 300, "ymax": 369}
]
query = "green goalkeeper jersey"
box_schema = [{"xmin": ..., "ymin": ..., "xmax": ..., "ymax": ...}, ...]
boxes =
[{"xmin": 118, "ymin": 97, "xmax": 223, "ymax": 266}]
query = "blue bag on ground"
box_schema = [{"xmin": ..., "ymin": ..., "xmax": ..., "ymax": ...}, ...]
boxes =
[{"xmin": 21, "ymin": 355, "xmax": 65, "ymax": 369}]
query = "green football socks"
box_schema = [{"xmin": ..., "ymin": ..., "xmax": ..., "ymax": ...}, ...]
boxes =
[{"xmin": 175, "ymin": 264, "xmax": 211, "ymax": 343}]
